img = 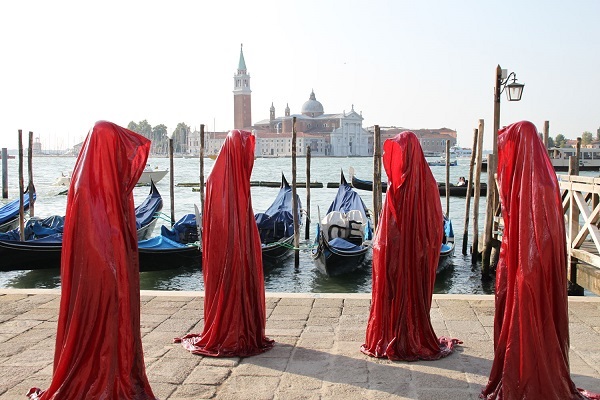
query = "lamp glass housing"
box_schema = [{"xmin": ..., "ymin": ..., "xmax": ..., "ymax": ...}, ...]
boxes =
[{"xmin": 506, "ymin": 82, "xmax": 524, "ymax": 101}]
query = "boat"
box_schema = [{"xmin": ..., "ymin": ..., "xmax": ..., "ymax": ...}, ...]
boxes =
[
  {"xmin": 255, "ymin": 174, "xmax": 302, "ymax": 266},
  {"xmin": 312, "ymin": 171, "xmax": 373, "ymax": 276},
  {"xmin": 0, "ymin": 192, "xmax": 35, "ymax": 233},
  {"xmin": 449, "ymin": 146, "xmax": 473, "ymax": 159},
  {"xmin": 438, "ymin": 215, "xmax": 455, "ymax": 273},
  {"xmin": 548, "ymin": 147, "xmax": 600, "ymax": 171},
  {"xmin": 138, "ymin": 164, "xmax": 169, "ymax": 185},
  {"xmin": 428, "ymin": 159, "xmax": 458, "ymax": 167},
  {"xmin": 0, "ymin": 185, "xmax": 165, "ymax": 271},
  {"xmin": 350, "ymin": 174, "xmax": 487, "ymax": 197},
  {"xmin": 135, "ymin": 180, "xmax": 164, "ymax": 240},
  {"xmin": 52, "ymin": 164, "xmax": 168, "ymax": 187}
]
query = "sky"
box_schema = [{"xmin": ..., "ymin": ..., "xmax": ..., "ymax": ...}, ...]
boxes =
[{"xmin": 1, "ymin": 0, "xmax": 599, "ymax": 151}]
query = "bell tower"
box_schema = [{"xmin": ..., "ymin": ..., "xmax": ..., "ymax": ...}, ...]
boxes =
[{"xmin": 233, "ymin": 44, "xmax": 252, "ymax": 129}]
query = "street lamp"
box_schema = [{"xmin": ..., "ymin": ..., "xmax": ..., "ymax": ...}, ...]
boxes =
[{"xmin": 493, "ymin": 65, "xmax": 525, "ymax": 156}]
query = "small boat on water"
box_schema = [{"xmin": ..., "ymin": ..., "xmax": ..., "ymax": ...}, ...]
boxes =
[
  {"xmin": 350, "ymin": 174, "xmax": 487, "ymax": 197},
  {"xmin": 0, "ymin": 192, "xmax": 35, "ymax": 233},
  {"xmin": 428, "ymin": 159, "xmax": 457, "ymax": 167},
  {"xmin": 53, "ymin": 164, "xmax": 169, "ymax": 187},
  {"xmin": 312, "ymin": 171, "xmax": 373, "ymax": 276},
  {"xmin": 438, "ymin": 215, "xmax": 455, "ymax": 273},
  {"xmin": 0, "ymin": 184, "xmax": 165, "ymax": 271},
  {"xmin": 255, "ymin": 174, "xmax": 302, "ymax": 266}
]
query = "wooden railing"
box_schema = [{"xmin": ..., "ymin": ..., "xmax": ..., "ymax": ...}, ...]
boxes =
[{"xmin": 558, "ymin": 174, "xmax": 600, "ymax": 295}]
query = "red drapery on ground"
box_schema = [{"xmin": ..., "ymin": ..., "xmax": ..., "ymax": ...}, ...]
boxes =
[
  {"xmin": 361, "ymin": 131, "xmax": 459, "ymax": 361},
  {"xmin": 174, "ymin": 130, "xmax": 273, "ymax": 357},
  {"xmin": 481, "ymin": 121, "xmax": 599, "ymax": 399},
  {"xmin": 28, "ymin": 121, "xmax": 156, "ymax": 399}
]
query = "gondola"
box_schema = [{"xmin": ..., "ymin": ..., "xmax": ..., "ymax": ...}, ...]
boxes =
[
  {"xmin": 135, "ymin": 180, "xmax": 163, "ymax": 240},
  {"xmin": 312, "ymin": 171, "xmax": 373, "ymax": 276},
  {"xmin": 438, "ymin": 214, "xmax": 455, "ymax": 273},
  {"xmin": 350, "ymin": 174, "xmax": 487, "ymax": 197},
  {"xmin": 0, "ymin": 184, "xmax": 168, "ymax": 272},
  {"xmin": 255, "ymin": 174, "xmax": 302, "ymax": 266},
  {"xmin": 0, "ymin": 191, "xmax": 35, "ymax": 233}
]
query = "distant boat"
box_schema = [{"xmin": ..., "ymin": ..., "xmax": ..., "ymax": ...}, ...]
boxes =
[
  {"xmin": 53, "ymin": 164, "xmax": 168, "ymax": 187},
  {"xmin": 548, "ymin": 147, "xmax": 600, "ymax": 171},
  {"xmin": 428, "ymin": 159, "xmax": 457, "ymax": 167}
]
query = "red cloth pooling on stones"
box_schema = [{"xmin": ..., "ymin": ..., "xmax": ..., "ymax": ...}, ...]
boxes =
[
  {"xmin": 28, "ymin": 121, "xmax": 156, "ymax": 399},
  {"xmin": 361, "ymin": 131, "xmax": 460, "ymax": 361},
  {"xmin": 481, "ymin": 121, "xmax": 600, "ymax": 399},
  {"xmin": 174, "ymin": 130, "xmax": 273, "ymax": 357}
]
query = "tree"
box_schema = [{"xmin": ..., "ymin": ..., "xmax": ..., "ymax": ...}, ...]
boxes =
[
  {"xmin": 582, "ymin": 131, "xmax": 593, "ymax": 146},
  {"xmin": 547, "ymin": 136, "xmax": 555, "ymax": 148},
  {"xmin": 151, "ymin": 124, "xmax": 168, "ymax": 154},
  {"xmin": 127, "ymin": 121, "xmax": 139, "ymax": 132},
  {"xmin": 172, "ymin": 123, "xmax": 190, "ymax": 154},
  {"xmin": 597, "ymin": 127, "xmax": 600, "ymax": 141},
  {"xmin": 555, "ymin": 134, "xmax": 567, "ymax": 148}
]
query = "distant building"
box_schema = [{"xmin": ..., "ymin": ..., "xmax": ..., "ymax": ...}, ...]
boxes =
[{"xmin": 186, "ymin": 47, "xmax": 458, "ymax": 157}]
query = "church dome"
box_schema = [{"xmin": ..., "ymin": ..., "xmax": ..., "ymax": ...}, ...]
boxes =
[{"xmin": 301, "ymin": 90, "xmax": 324, "ymax": 117}]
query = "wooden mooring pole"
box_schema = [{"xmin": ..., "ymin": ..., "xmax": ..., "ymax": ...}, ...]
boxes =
[
  {"xmin": 18, "ymin": 130, "xmax": 25, "ymax": 241},
  {"xmin": 1, "ymin": 148, "xmax": 8, "ymax": 199},
  {"xmin": 462, "ymin": 128, "xmax": 478, "ymax": 255},
  {"xmin": 27, "ymin": 131, "xmax": 35, "ymax": 218},
  {"xmin": 445, "ymin": 140, "xmax": 450, "ymax": 216},
  {"xmin": 373, "ymin": 125, "xmax": 382, "ymax": 230},
  {"xmin": 472, "ymin": 120, "xmax": 484, "ymax": 264},
  {"xmin": 305, "ymin": 145, "xmax": 311, "ymax": 240},
  {"xmin": 543, "ymin": 121, "xmax": 549, "ymax": 149},
  {"xmin": 169, "ymin": 136, "xmax": 175, "ymax": 227},
  {"xmin": 199, "ymin": 124, "xmax": 205, "ymax": 212},
  {"xmin": 292, "ymin": 117, "xmax": 300, "ymax": 269}
]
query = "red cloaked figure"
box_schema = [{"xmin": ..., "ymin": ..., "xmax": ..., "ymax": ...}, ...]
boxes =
[
  {"xmin": 174, "ymin": 130, "xmax": 273, "ymax": 357},
  {"xmin": 481, "ymin": 121, "xmax": 600, "ymax": 399},
  {"xmin": 27, "ymin": 121, "xmax": 156, "ymax": 399},
  {"xmin": 361, "ymin": 131, "xmax": 459, "ymax": 361}
]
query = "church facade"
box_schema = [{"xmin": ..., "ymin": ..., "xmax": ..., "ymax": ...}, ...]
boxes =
[{"xmin": 186, "ymin": 46, "xmax": 457, "ymax": 157}]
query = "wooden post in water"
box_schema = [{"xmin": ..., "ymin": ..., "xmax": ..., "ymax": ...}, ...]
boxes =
[
  {"xmin": 481, "ymin": 153, "xmax": 496, "ymax": 276},
  {"xmin": 18, "ymin": 130, "xmax": 25, "ymax": 241},
  {"xmin": 569, "ymin": 137, "xmax": 581, "ymax": 176},
  {"xmin": 291, "ymin": 117, "xmax": 300, "ymax": 269},
  {"xmin": 445, "ymin": 140, "xmax": 450, "ymax": 216},
  {"xmin": 199, "ymin": 124, "xmax": 205, "ymax": 212},
  {"xmin": 373, "ymin": 125, "xmax": 382, "ymax": 229},
  {"xmin": 27, "ymin": 131, "xmax": 35, "ymax": 218},
  {"xmin": 472, "ymin": 120, "xmax": 484, "ymax": 264},
  {"xmin": 462, "ymin": 128, "xmax": 478, "ymax": 255},
  {"xmin": 169, "ymin": 136, "xmax": 175, "ymax": 227},
  {"xmin": 1, "ymin": 148, "xmax": 7, "ymax": 198},
  {"xmin": 305, "ymin": 145, "xmax": 311, "ymax": 240},
  {"xmin": 543, "ymin": 121, "xmax": 549, "ymax": 148}
]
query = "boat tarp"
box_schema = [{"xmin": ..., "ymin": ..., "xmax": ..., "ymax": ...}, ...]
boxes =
[
  {"xmin": 362, "ymin": 131, "xmax": 459, "ymax": 361},
  {"xmin": 255, "ymin": 176, "xmax": 302, "ymax": 244},
  {"xmin": 321, "ymin": 180, "xmax": 372, "ymax": 240},
  {"xmin": 28, "ymin": 121, "xmax": 157, "ymax": 399},
  {"xmin": 0, "ymin": 215, "xmax": 64, "ymax": 241},
  {"xmin": 481, "ymin": 121, "xmax": 600, "ymax": 399},
  {"xmin": 0, "ymin": 192, "xmax": 34, "ymax": 225},
  {"xmin": 174, "ymin": 129, "xmax": 273, "ymax": 357},
  {"xmin": 160, "ymin": 213, "xmax": 198, "ymax": 243},
  {"xmin": 134, "ymin": 181, "xmax": 163, "ymax": 229},
  {"xmin": 138, "ymin": 234, "xmax": 188, "ymax": 249},
  {"xmin": 327, "ymin": 237, "xmax": 363, "ymax": 252}
]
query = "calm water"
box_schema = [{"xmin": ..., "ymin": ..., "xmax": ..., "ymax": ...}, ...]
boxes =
[{"xmin": 0, "ymin": 155, "xmax": 495, "ymax": 294}]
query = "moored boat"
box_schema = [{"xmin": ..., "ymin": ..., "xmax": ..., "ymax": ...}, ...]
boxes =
[
  {"xmin": 438, "ymin": 215, "xmax": 455, "ymax": 273},
  {"xmin": 312, "ymin": 171, "xmax": 373, "ymax": 276},
  {"xmin": 255, "ymin": 174, "xmax": 302, "ymax": 266},
  {"xmin": 350, "ymin": 174, "xmax": 487, "ymax": 197},
  {"xmin": 0, "ymin": 192, "xmax": 35, "ymax": 233}
]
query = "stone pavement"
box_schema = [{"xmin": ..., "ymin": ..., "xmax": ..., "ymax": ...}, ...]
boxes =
[{"xmin": 0, "ymin": 289, "xmax": 599, "ymax": 399}]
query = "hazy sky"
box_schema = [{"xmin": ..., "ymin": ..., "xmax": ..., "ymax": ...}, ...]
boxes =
[{"xmin": 1, "ymin": 0, "xmax": 599, "ymax": 151}]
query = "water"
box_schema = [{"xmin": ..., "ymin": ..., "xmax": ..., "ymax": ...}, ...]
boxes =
[{"xmin": 0, "ymin": 155, "xmax": 495, "ymax": 293}]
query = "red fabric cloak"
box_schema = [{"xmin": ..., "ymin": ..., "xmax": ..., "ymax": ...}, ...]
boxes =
[
  {"xmin": 361, "ymin": 131, "xmax": 458, "ymax": 361},
  {"xmin": 481, "ymin": 121, "xmax": 599, "ymax": 399},
  {"xmin": 28, "ymin": 121, "xmax": 156, "ymax": 399},
  {"xmin": 174, "ymin": 130, "xmax": 273, "ymax": 357}
]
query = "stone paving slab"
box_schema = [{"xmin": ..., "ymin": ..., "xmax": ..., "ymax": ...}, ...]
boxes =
[{"xmin": 0, "ymin": 290, "xmax": 599, "ymax": 399}]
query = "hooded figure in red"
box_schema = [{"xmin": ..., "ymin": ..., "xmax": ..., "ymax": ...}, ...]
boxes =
[
  {"xmin": 481, "ymin": 121, "xmax": 599, "ymax": 399},
  {"xmin": 27, "ymin": 121, "xmax": 156, "ymax": 399},
  {"xmin": 174, "ymin": 129, "xmax": 273, "ymax": 357},
  {"xmin": 361, "ymin": 131, "xmax": 458, "ymax": 361}
]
